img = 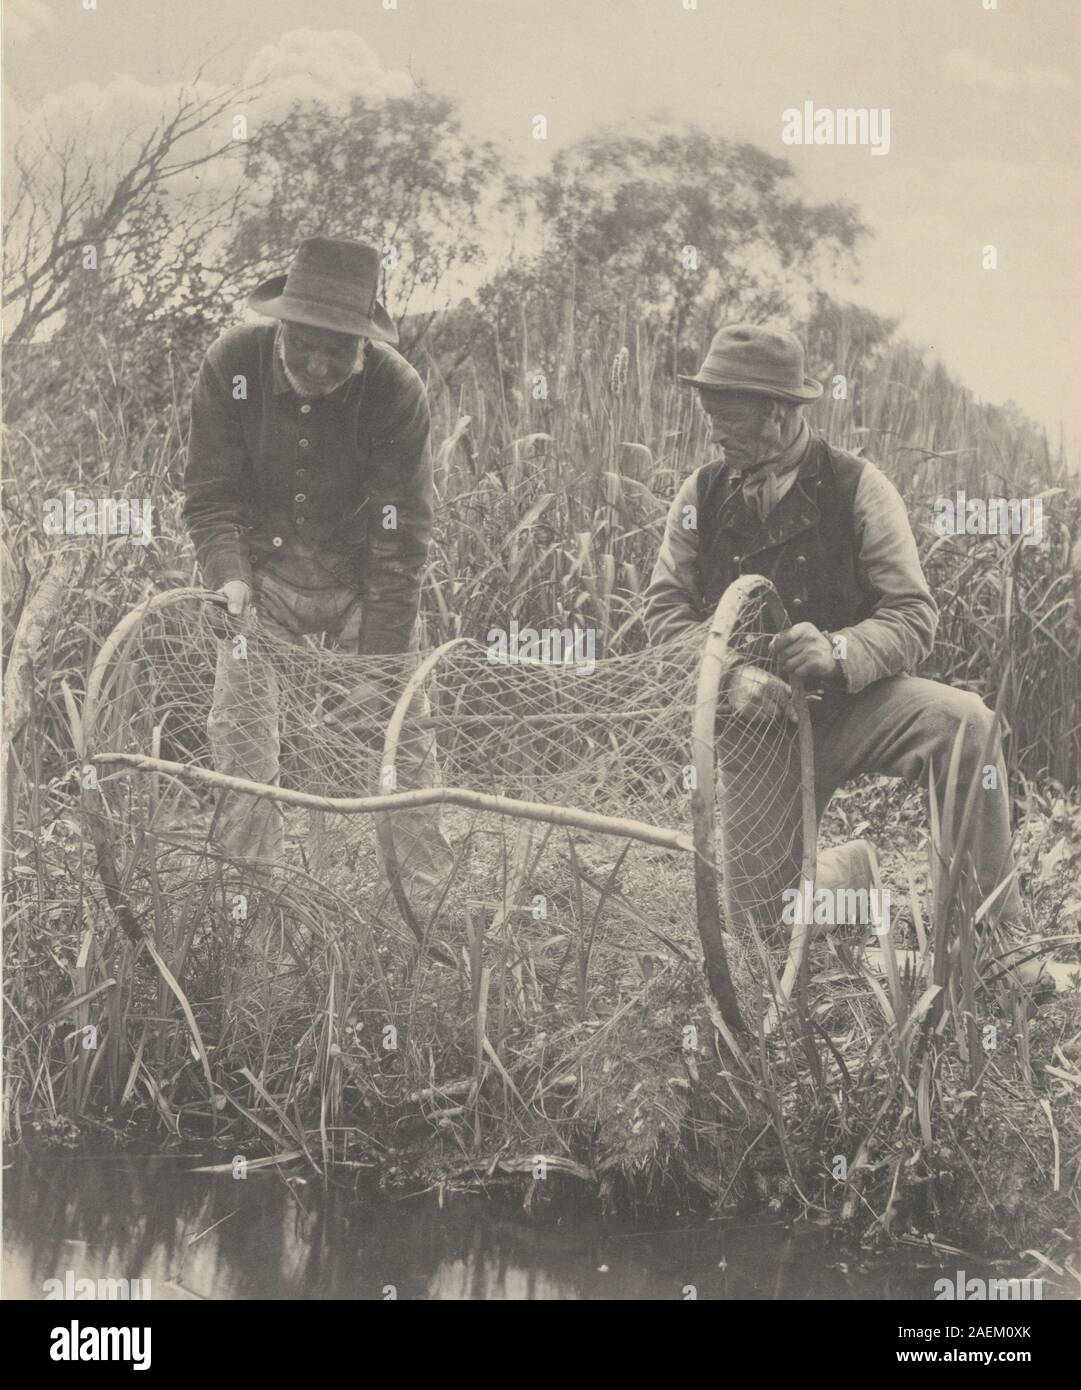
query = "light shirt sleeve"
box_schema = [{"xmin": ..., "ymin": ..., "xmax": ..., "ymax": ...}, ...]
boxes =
[
  {"xmin": 642, "ymin": 470, "xmax": 705, "ymax": 644},
  {"xmin": 830, "ymin": 462, "xmax": 938, "ymax": 693}
]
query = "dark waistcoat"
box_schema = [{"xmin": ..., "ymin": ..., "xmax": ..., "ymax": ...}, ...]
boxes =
[{"xmin": 695, "ymin": 436, "xmax": 876, "ymax": 631}]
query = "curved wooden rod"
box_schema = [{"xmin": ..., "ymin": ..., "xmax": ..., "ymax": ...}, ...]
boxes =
[
  {"xmin": 690, "ymin": 581, "xmax": 758, "ymax": 1037},
  {"xmin": 82, "ymin": 586, "xmax": 224, "ymax": 755},
  {"xmin": 689, "ymin": 575, "xmax": 819, "ymax": 1037},
  {"xmin": 376, "ymin": 636, "xmax": 473, "ymax": 944},
  {"xmin": 92, "ymin": 753, "xmax": 696, "ymax": 854}
]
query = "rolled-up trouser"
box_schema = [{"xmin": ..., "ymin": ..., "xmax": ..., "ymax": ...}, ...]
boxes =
[
  {"xmin": 716, "ymin": 673, "xmax": 1023, "ymax": 940},
  {"xmin": 206, "ymin": 567, "xmax": 456, "ymax": 917}
]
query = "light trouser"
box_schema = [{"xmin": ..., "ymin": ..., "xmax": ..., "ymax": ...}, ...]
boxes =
[
  {"xmin": 206, "ymin": 567, "xmax": 456, "ymax": 919},
  {"xmin": 717, "ymin": 674, "xmax": 1024, "ymax": 941}
]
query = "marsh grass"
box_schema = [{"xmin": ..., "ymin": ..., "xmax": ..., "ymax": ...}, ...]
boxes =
[
  {"xmin": 3, "ymin": 315, "xmax": 1080, "ymax": 1264},
  {"xmin": 6, "ymin": 768, "xmax": 1077, "ymax": 1268}
]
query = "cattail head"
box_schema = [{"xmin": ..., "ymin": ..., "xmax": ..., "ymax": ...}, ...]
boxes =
[{"xmin": 610, "ymin": 346, "xmax": 629, "ymax": 396}]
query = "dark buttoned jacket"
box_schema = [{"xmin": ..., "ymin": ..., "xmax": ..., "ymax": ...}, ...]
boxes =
[{"xmin": 183, "ymin": 322, "xmax": 433, "ymax": 654}]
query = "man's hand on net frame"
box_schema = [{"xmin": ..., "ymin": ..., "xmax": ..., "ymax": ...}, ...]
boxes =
[
  {"xmin": 768, "ymin": 621, "xmax": 840, "ymax": 683},
  {"xmin": 206, "ymin": 581, "xmax": 253, "ymax": 639},
  {"xmin": 724, "ymin": 664, "xmax": 798, "ymax": 724},
  {"xmin": 220, "ymin": 580, "xmax": 252, "ymax": 618}
]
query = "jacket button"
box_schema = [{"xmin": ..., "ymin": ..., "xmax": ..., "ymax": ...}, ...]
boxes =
[
  {"xmin": 796, "ymin": 553, "xmax": 807, "ymax": 566},
  {"xmin": 732, "ymin": 554, "xmax": 741, "ymax": 567},
  {"xmin": 272, "ymin": 536, "xmax": 283, "ymax": 547},
  {"xmin": 300, "ymin": 404, "xmax": 312, "ymax": 415},
  {"xmin": 299, "ymin": 438, "xmax": 310, "ymax": 449},
  {"xmin": 294, "ymin": 493, "xmax": 306, "ymax": 503},
  {"xmin": 296, "ymin": 517, "xmax": 306, "ymax": 526},
  {"xmin": 792, "ymin": 596, "xmax": 803, "ymax": 608},
  {"xmin": 296, "ymin": 468, "xmax": 307, "ymax": 477}
]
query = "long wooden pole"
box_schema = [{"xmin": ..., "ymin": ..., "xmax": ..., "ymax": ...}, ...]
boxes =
[{"xmin": 92, "ymin": 753, "xmax": 695, "ymax": 854}]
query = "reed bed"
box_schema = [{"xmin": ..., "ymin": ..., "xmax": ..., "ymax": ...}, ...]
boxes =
[
  {"xmin": 3, "ymin": 313, "xmax": 1080, "ymax": 1267},
  {"xmin": 4, "ymin": 766, "xmax": 1079, "ymax": 1267}
]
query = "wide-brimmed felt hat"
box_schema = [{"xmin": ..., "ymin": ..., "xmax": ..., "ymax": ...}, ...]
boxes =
[
  {"xmin": 679, "ymin": 324, "xmax": 822, "ymax": 402},
  {"xmin": 248, "ymin": 236, "xmax": 398, "ymax": 344}
]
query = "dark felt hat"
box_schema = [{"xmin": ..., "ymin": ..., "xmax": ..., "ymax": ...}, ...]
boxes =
[
  {"xmin": 248, "ymin": 236, "xmax": 398, "ymax": 344},
  {"xmin": 679, "ymin": 324, "xmax": 822, "ymax": 402}
]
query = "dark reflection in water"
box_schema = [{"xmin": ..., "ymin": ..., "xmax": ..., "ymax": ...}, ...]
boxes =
[{"xmin": 0, "ymin": 1154, "xmax": 1005, "ymax": 1301}]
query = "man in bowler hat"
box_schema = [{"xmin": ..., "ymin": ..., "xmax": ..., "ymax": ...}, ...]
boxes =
[{"xmin": 645, "ymin": 324, "xmax": 1048, "ymax": 991}]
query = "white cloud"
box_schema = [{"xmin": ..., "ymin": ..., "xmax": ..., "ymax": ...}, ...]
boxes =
[
  {"xmin": 8, "ymin": 74, "xmax": 228, "ymax": 199},
  {"xmin": 242, "ymin": 29, "xmax": 412, "ymax": 118},
  {"xmin": 5, "ymin": 31, "xmax": 413, "ymax": 210}
]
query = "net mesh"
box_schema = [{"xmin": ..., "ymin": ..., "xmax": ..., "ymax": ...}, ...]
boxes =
[
  {"xmin": 84, "ymin": 584, "xmax": 811, "ymax": 1017},
  {"xmin": 706, "ymin": 583, "xmax": 808, "ymax": 1014}
]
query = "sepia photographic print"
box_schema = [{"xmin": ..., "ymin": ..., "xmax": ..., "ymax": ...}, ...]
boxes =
[{"xmin": 2, "ymin": 0, "xmax": 1079, "ymax": 1338}]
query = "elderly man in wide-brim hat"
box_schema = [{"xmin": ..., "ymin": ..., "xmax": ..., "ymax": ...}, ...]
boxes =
[
  {"xmin": 645, "ymin": 324, "xmax": 1050, "ymax": 994},
  {"xmin": 183, "ymin": 236, "xmax": 455, "ymax": 934}
]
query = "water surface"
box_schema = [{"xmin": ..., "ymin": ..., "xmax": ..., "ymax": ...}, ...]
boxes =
[{"xmin": 0, "ymin": 1154, "xmax": 1046, "ymax": 1301}]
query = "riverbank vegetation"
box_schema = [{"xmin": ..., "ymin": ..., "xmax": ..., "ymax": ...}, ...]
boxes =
[{"xmin": 4, "ymin": 85, "xmax": 1080, "ymax": 1277}]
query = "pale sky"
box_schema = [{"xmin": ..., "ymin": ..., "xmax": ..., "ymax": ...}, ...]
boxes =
[{"xmin": 5, "ymin": 0, "xmax": 1080, "ymax": 450}]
